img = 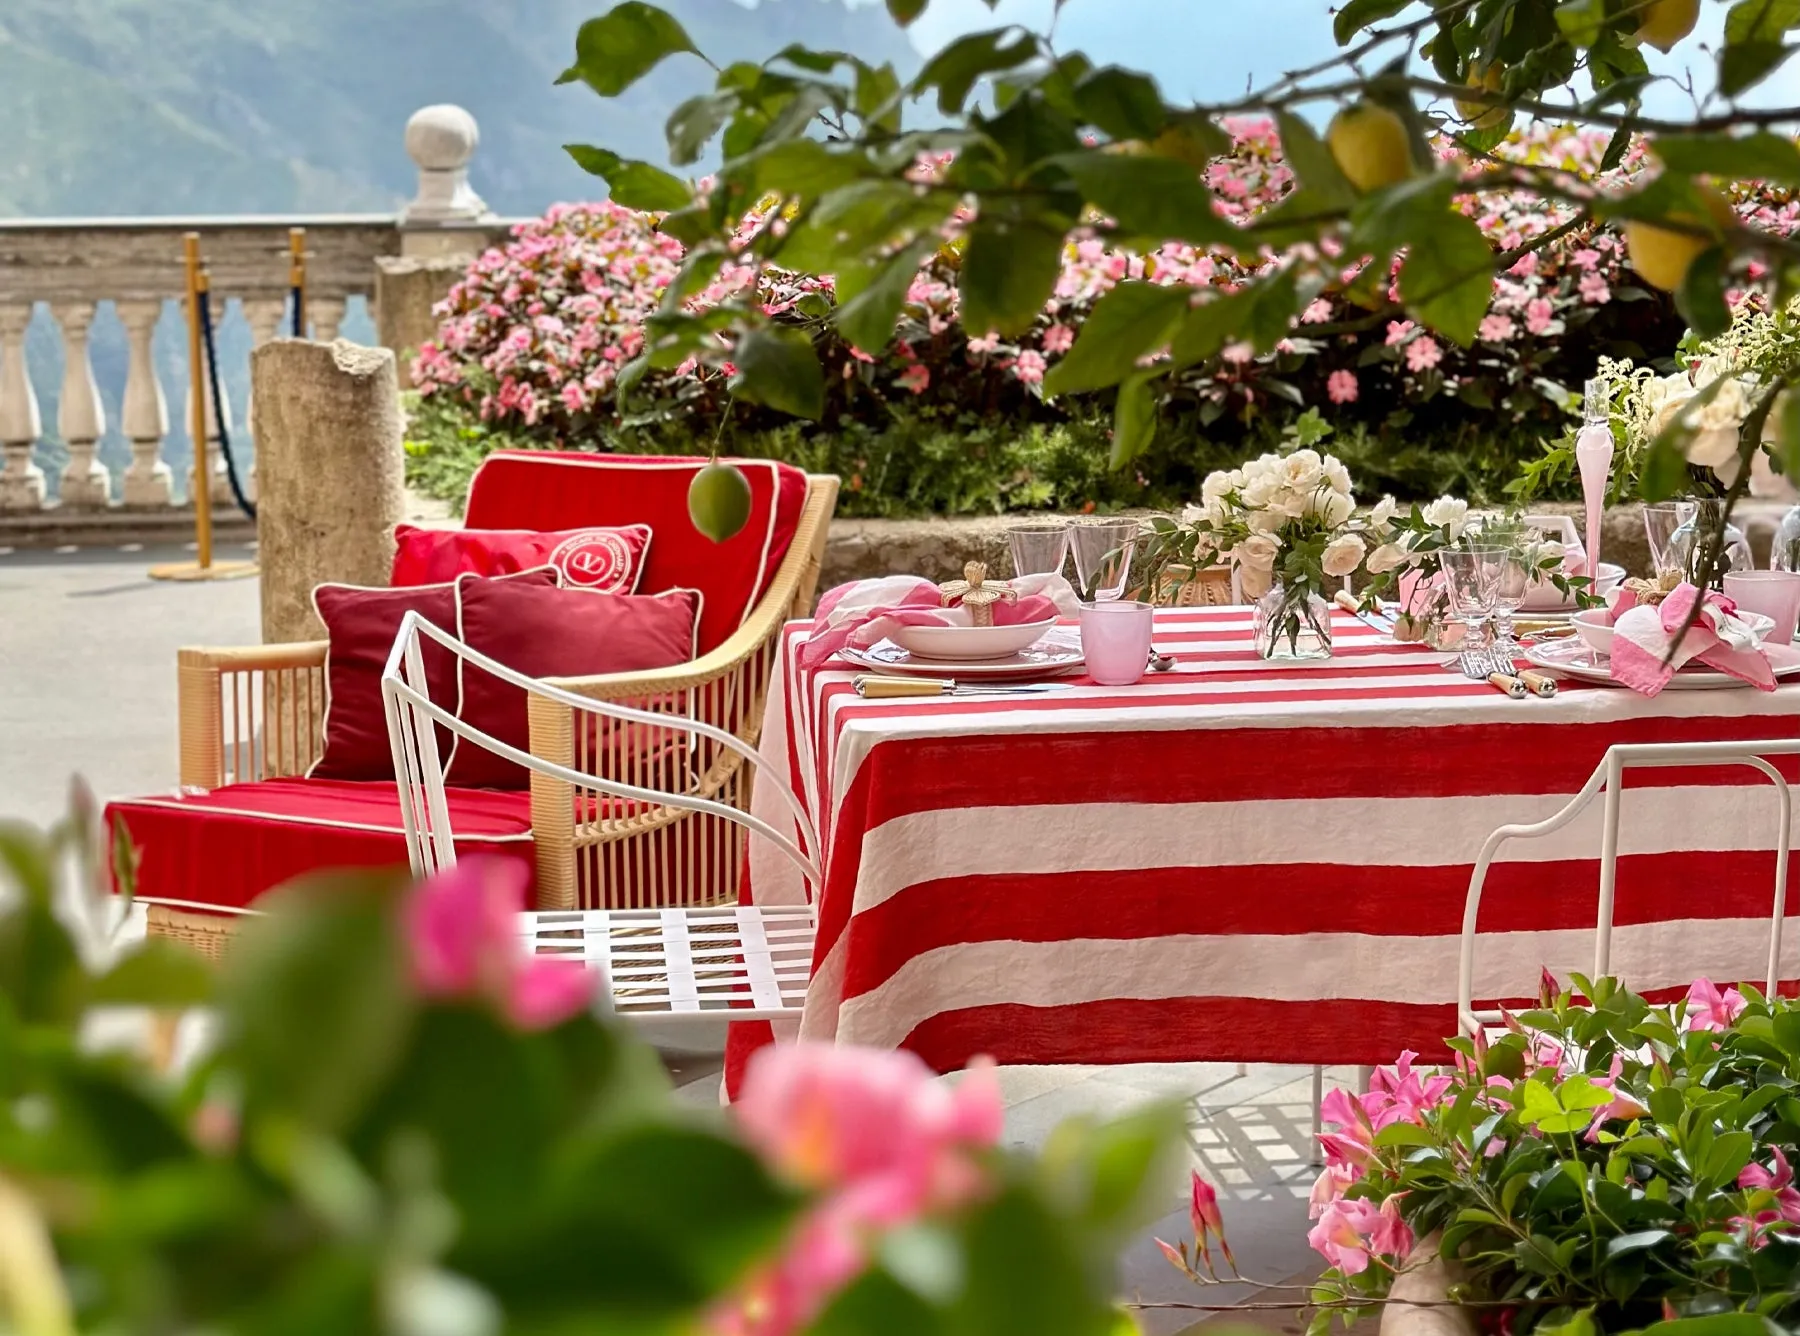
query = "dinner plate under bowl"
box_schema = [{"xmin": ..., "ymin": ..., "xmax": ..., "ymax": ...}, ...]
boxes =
[
  {"xmin": 843, "ymin": 629, "xmax": 1084, "ymax": 680},
  {"xmin": 1519, "ymin": 562, "xmax": 1626, "ymax": 612},
  {"xmin": 1571, "ymin": 607, "xmax": 1775, "ymax": 658},
  {"xmin": 1523, "ymin": 637, "xmax": 1800, "ymax": 689},
  {"xmin": 886, "ymin": 617, "xmax": 1058, "ymax": 661}
]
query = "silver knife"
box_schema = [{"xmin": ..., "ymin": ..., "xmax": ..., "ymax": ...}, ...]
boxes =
[
  {"xmin": 853, "ymin": 675, "xmax": 1073, "ymax": 698},
  {"xmin": 1333, "ymin": 590, "xmax": 1396, "ymax": 634}
]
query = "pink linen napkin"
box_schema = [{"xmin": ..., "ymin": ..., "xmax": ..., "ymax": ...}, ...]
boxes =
[
  {"xmin": 1608, "ymin": 583, "xmax": 1776, "ymax": 696},
  {"xmin": 801, "ymin": 573, "xmax": 1081, "ymax": 668}
]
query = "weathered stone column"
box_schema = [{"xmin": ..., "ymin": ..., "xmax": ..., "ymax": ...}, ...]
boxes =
[
  {"xmin": 374, "ymin": 255, "xmax": 468, "ymax": 386},
  {"xmin": 252, "ymin": 339, "xmax": 403, "ymax": 643}
]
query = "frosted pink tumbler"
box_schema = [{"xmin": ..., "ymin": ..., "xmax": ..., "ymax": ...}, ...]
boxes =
[
  {"xmin": 1724, "ymin": 570, "xmax": 1800, "ymax": 646},
  {"xmin": 1079, "ymin": 600, "xmax": 1154, "ymax": 686}
]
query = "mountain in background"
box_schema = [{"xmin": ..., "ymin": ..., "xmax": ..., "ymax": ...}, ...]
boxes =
[{"xmin": 0, "ymin": 0, "xmax": 918, "ymax": 219}]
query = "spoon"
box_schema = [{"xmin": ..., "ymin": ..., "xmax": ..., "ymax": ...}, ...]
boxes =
[{"xmin": 1148, "ymin": 651, "xmax": 1176, "ymax": 673}]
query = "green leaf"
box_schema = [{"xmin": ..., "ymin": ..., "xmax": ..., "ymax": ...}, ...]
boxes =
[
  {"xmin": 1600, "ymin": 122, "xmax": 1634, "ymax": 172},
  {"xmin": 730, "ymin": 326, "xmax": 825, "ymax": 419},
  {"xmin": 1556, "ymin": 0, "xmax": 1608, "ymax": 48},
  {"xmin": 737, "ymin": 138, "xmax": 872, "ymax": 198},
  {"xmin": 1676, "ymin": 246, "xmax": 1732, "ymax": 339},
  {"xmin": 835, "ymin": 238, "xmax": 938, "ymax": 352},
  {"xmin": 959, "ymin": 218, "xmax": 1066, "ymax": 338},
  {"xmin": 563, "ymin": 145, "xmax": 691, "ymax": 212},
  {"xmin": 665, "ymin": 92, "xmax": 736, "ymax": 167},
  {"xmin": 1637, "ymin": 1317, "xmax": 1779, "ymax": 1336},
  {"xmin": 1702, "ymin": 1130, "xmax": 1756, "ymax": 1186},
  {"xmin": 915, "ymin": 28, "xmax": 1038, "ymax": 114},
  {"xmin": 948, "ymin": 1182, "xmax": 1116, "ymax": 1336},
  {"xmin": 1727, "ymin": 0, "xmax": 1800, "ymax": 42},
  {"xmin": 855, "ymin": 60, "xmax": 904, "ymax": 133},
  {"xmin": 1042, "ymin": 282, "xmax": 1191, "ymax": 396},
  {"xmin": 1073, "ymin": 66, "xmax": 1167, "ymax": 141},
  {"xmin": 886, "ymin": 0, "xmax": 929, "ymax": 24},
  {"xmin": 559, "ymin": 3, "xmax": 699, "ymax": 97},
  {"xmin": 776, "ymin": 180, "xmax": 950, "ymax": 273},
  {"xmin": 1167, "ymin": 289, "xmax": 1250, "ymax": 370},
  {"xmin": 1721, "ymin": 42, "xmax": 1796, "ymax": 97},
  {"xmin": 1655, "ymin": 131, "xmax": 1800, "ymax": 184},
  {"xmin": 1333, "ymin": 0, "xmax": 1411, "ymax": 45},
  {"xmin": 1374, "ymin": 1121, "xmax": 1434, "ymax": 1148},
  {"xmin": 1110, "ymin": 374, "xmax": 1157, "ymax": 469},
  {"xmin": 1048, "ymin": 152, "xmax": 1239, "ymax": 248},
  {"xmin": 1275, "ymin": 111, "xmax": 1355, "ymax": 209},
  {"xmin": 89, "ymin": 938, "xmax": 214, "ymax": 1008},
  {"xmin": 1398, "ymin": 209, "xmax": 1494, "ymax": 346}
]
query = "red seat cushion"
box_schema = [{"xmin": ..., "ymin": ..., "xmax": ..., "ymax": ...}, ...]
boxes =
[
  {"xmin": 391, "ymin": 522, "xmax": 652, "ymax": 593},
  {"xmin": 105, "ymin": 778, "xmax": 536, "ymax": 912},
  {"xmin": 448, "ymin": 579, "xmax": 702, "ymax": 790},
  {"xmin": 463, "ymin": 453, "xmax": 808, "ymax": 655}
]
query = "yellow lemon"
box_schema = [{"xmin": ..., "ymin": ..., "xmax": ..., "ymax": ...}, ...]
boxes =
[
  {"xmin": 688, "ymin": 461, "xmax": 752, "ymax": 543},
  {"xmin": 1623, "ymin": 186, "xmax": 1735, "ymax": 292},
  {"xmin": 1455, "ymin": 64, "xmax": 1508, "ymax": 130},
  {"xmin": 1326, "ymin": 102, "xmax": 1415, "ymax": 193},
  {"xmin": 1637, "ymin": 0, "xmax": 1700, "ymax": 52}
]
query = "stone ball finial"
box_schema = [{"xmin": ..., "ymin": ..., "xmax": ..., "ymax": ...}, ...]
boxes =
[{"xmin": 405, "ymin": 104, "xmax": 480, "ymax": 173}]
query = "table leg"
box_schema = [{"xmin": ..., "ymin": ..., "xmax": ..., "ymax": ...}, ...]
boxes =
[{"xmin": 1309, "ymin": 1065, "xmax": 1324, "ymax": 1167}]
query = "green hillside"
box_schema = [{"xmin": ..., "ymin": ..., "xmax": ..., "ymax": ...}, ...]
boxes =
[{"xmin": 0, "ymin": 0, "xmax": 918, "ymax": 218}]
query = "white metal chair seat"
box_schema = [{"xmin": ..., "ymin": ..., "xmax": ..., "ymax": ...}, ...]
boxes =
[
  {"xmin": 1458, "ymin": 738, "xmax": 1796, "ymax": 1038},
  {"xmin": 520, "ymin": 904, "xmax": 816, "ymax": 1022},
  {"xmin": 381, "ymin": 611, "xmax": 822, "ymax": 1029}
]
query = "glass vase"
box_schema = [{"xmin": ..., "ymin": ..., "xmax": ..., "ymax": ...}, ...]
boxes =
[
  {"xmin": 1252, "ymin": 577, "xmax": 1332, "ymax": 661},
  {"xmin": 1773, "ymin": 504, "xmax": 1800, "ymax": 573},
  {"xmin": 1644, "ymin": 498, "xmax": 1752, "ymax": 591}
]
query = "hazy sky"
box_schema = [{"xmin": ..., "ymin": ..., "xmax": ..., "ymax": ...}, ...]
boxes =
[{"xmin": 832, "ymin": 0, "xmax": 1768, "ymax": 123}]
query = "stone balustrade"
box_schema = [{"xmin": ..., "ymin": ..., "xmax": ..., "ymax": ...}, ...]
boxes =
[{"xmin": 0, "ymin": 104, "xmax": 512, "ymax": 527}]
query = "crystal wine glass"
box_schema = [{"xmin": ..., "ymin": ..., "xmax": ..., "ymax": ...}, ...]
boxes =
[
  {"xmin": 1007, "ymin": 522, "xmax": 1071, "ymax": 579},
  {"xmin": 1438, "ymin": 546, "xmax": 1504, "ymax": 668},
  {"xmin": 1069, "ymin": 520, "xmax": 1140, "ymax": 601}
]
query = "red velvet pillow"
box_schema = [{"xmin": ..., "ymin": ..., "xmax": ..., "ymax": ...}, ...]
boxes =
[
  {"xmin": 462, "ymin": 453, "xmax": 808, "ymax": 654},
  {"xmin": 391, "ymin": 522, "xmax": 652, "ymax": 593},
  {"xmin": 310, "ymin": 568, "xmax": 560, "ymax": 782},
  {"xmin": 447, "ymin": 579, "xmax": 703, "ymax": 790}
]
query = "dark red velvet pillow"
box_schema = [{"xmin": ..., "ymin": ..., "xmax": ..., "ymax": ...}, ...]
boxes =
[
  {"xmin": 310, "ymin": 568, "xmax": 560, "ymax": 781},
  {"xmin": 448, "ymin": 579, "xmax": 703, "ymax": 790},
  {"xmin": 391, "ymin": 522, "xmax": 652, "ymax": 593}
]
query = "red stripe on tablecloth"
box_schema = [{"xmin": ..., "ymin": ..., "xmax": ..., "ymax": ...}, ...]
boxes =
[
  {"xmin": 897, "ymin": 996, "xmax": 1462, "ymax": 1071},
  {"xmin": 834, "ymin": 851, "xmax": 1794, "ymax": 1002}
]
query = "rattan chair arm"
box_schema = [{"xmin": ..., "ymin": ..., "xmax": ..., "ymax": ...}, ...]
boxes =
[{"xmin": 177, "ymin": 642, "xmax": 330, "ymax": 673}]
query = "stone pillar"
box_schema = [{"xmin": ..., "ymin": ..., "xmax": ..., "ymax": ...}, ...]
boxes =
[
  {"xmin": 375, "ymin": 255, "xmax": 468, "ymax": 386},
  {"xmin": 252, "ymin": 339, "xmax": 404, "ymax": 643},
  {"xmin": 402, "ymin": 104, "xmax": 488, "ymax": 227},
  {"xmin": 118, "ymin": 300, "xmax": 172, "ymax": 507},
  {"xmin": 55, "ymin": 301, "xmax": 111, "ymax": 508},
  {"xmin": 0, "ymin": 304, "xmax": 45, "ymax": 511},
  {"xmin": 185, "ymin": 293, "xmax": 235, "ymax": 508},
  {"xmin": 310, "ymin": 296, "xmax": 347, "ymax": 343}
]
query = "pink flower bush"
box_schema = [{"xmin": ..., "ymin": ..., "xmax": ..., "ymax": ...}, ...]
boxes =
[
  {"xmin": 404, "ymin": 855, "xmax": 593, "ymax": 1029},
  {"xmin": 1686, "ymin": 977, "xmax": 1748, "ymax": 1031},
  {"xmin": 714, "ymin": 1045, "xmax": 1003, "ymax": 1336}
]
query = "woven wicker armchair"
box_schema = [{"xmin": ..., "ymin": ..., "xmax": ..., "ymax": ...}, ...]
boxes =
[{"xmin": 147, "ymin": 471, "xmax": 838, "ymax": 952}]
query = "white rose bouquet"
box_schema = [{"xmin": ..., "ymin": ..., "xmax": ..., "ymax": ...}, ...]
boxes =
[{"xmin": 1148, "ymin": 449, "xmax": 1364, "ymax": 659}]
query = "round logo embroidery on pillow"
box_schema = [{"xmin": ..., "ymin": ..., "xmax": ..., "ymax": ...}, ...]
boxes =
[{"xmin": 549, "ymin": 530, "xmax": 633, "ymax": 591}]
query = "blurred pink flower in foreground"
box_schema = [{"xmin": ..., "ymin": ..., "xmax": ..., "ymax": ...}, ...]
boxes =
[
  {"xmin": 405, "ymin": 855, "xmax": 593, "ymax": 1029},
  {"xmin": 715, "ymin": 1044, "xmax": 1003, "ymax": 1336}
]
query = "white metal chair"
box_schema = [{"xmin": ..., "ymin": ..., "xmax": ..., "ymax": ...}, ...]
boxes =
[
  {"xmin": 380, "ymin": 611, "xmax": 822, "ymax": 1026},
  {"xmin": 1457, "ymin": 738, "xmax": 1797, "ymax": 1038}
]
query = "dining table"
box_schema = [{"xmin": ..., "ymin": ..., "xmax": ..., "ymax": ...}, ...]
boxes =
[{"xmin": 723, "ymin": 604, "xmax": 1800, "ymax": 1096}]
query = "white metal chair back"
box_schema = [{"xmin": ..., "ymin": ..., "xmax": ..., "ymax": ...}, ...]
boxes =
[
  {"xmin": 1458, "ymin": 738, "xmax": 1798, "ymax": 1037},
  {"xmin": 380, "ymin": 611, "xmax": 822, "ymax": 1024}
]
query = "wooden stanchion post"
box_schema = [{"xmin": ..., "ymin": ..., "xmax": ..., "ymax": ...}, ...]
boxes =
[{"xmin": 289, "ymin": 227, "xmax": 307, "ymax": 337}]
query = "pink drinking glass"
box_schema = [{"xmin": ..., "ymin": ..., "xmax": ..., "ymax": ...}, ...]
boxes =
[
  {"xmin": 1724, "ymin": 570, "xmax": 1800, "ymax": 645},
  {"xmin": 1079, "ymin": 600, "xmax": 1154, "ymax": 686}
]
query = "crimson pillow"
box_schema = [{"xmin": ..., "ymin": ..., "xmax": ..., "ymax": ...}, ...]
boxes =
[
  {"xmin": 448, "ymin": 579, "xmax": 703, "ymax": 790},
  {"xmin": 463, "ymin": 453, "xmax": 807, "ymax": 655},
  {"xmin": 310, "ymin": 568, "xmax": 560, "ymax": 782},
  {"xmin": 392, "ymin": 522, "xmax": 652, "ymax": 594}
]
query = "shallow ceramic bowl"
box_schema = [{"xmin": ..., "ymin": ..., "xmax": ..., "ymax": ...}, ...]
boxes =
[
  {"xmin": 1572, "ymin": 605, "xmax": 1773, "ymax": 658},
  {"xmin": 1520, "ymin": 562, "xmax": 1625, "ymax": 612},
  {"xmin": 887, "ymin": 617, "xmax": 1059, "ymax": 661}
]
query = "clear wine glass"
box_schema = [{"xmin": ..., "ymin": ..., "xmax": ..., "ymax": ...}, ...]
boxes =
[
  {"xmin": 1069, "ymin": 520, "xmax": 1140, "ymax": 601},
  {"xmin": 1007, "ymin": 522, "xmax": 1070, "ymax": 579},
  {"xmin": 1438, "ymin": 546, "xmax": 1504, "ymax": 668}
]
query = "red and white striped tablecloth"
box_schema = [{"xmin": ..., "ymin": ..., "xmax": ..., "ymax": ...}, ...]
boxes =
[{"xmin": 726, "ymin": 606, "xmax": 1800, "ymax": 1091}]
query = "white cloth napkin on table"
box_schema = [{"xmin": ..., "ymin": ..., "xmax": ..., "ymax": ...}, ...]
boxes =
[{"xmin": 799, "ymin": 573, "xmax": 1081, "ymax": 669}]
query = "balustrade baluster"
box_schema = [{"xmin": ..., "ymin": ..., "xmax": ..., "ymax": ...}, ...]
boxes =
[
  {"xmin": 0, "ymin": 304, "xmax": 45, "ymax": 511},
  {"xmin": 55, "ymin": 301, "xmax": 110, "ymax": 508},
  {"xmin": 184, "ymin": 293, "xmax": 233, "ymax": 509},
  {"xmin": 311, "ymin": 296, "xmax": 346, "ymax": 343},
  {"xmin": 118, "ymin": 300, "xmax": 173, "ymax": 508}
]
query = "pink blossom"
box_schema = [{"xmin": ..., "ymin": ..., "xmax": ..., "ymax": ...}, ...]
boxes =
[
  {"xmin": 897, "ymin": 363, "xmax": 931, "ymax": 394},
  {"xmin": 1220, "ymin": 342, "xmax": 1254, "ymax": 365},
  {"xmin": 1301, "ymin": 298, "xmax": 1333, "ymax": 324},
  {"xmin": 1404, "ymin": 337, "xmax": 1442, "ymax": 374},
  {"xmin": 1360, "ymin": 1050, "xmax": 1452, "ymax": 1130},
  {"xmin": 1309, "ymin": 1163, "xmax": 1356, "ymax": 1219},
  {"xmin": 1327, "ymin": 369, "xmax": 1359, "ymax": 404},
  {"xmin": 1524, "ymin": 298, "xmax": 1554, "ymax": 335},
  {"xmin": 1571, "ymin": 247, "xmax": 1601, "ymax": 270},
  {"xmin": 404, "ymin": 856, "xmax": 594, "ymax": 1029},
  {"xmin": 1578, "ymin": 271, "xmax": 1611, "ymax": 304},
  {"xmin": 1309, "ymin": 1198, "xmax": 1375, "ymax": 1275},
  {"xmin": 1685, "ymin": 977, "xmax": 1747, "ymax": 1032},
  {"xmin": 1189, "ymin": 1171, "xmax": 1237, "ymax": 1273},
  {"xmin": 1370, "ymin": 1195, "xmax": 1413, "ymax": 1258},
  {"xmin": 1583, "ymin": 1054, "xmax": 1650, "ymax": 1141},
  {"xmin": 1041, "ymin": 323, "xmax": 1076, "ymax": 354},
  {"xmin": 966, "ymin": 332, "xmax": 1000, "ymax": 355},
  {"xmin": 1384, "ymin": 320, "xmax": 1416, "ymax": 347},
  {"xmin": 1478, "ymin": 314, "xmax": 1516, "ymax": 343},
  {"xmin": 1011, "ymin": 349, "xmax": 1048, "ymax": 384}
]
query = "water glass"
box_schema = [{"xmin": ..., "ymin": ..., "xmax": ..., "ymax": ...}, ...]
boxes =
[
  {"xmin": 1438, "ymin": 546, "xmax": 1504, "ymax": 658},
  {"xmin": 1069, "ymin": 521, "xmax": 1139, "ymax": 601},
  {"xmin": 1079, "ymin": 600, "xmax": 1155, "ymax": 685},
  {"xmin": 1724, "ymin": 570, "xmax": 1800, "ymax": 645},
  {"xmin": 1007, "ymin": 522, "xmax": 1070, "ymax": 579}
]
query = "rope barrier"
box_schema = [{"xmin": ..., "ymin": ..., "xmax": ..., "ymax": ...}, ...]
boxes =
[{"xmin": 196, "ymin": 279, "xmax": 257, "ymax": 521}]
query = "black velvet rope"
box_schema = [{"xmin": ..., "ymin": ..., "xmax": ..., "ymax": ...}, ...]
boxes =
[{"xmin": 197, "ymin": 290, "xmax": 257, "ymax": 521}]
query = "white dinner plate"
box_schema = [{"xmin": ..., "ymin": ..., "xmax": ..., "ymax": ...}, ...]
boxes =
[
  {"xmin": 1522, "ymin": 637, "xmax": 1800, "ymax": 689},
  {"xmin": 1520, "ymin": 562, "xmax": 1626, "ymax": 612},
  {"xmin": 886, "ymin": 617, "xmax": 1058, "ymax": 661},
  {"xmin": 843, "ymin": 629, "xmax": 1084, "ymax": 680}
]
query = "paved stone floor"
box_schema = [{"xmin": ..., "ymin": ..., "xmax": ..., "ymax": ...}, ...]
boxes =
[{"xmin": 7, "ymin": 546, "xmax": 1331, "ymax": 1333}]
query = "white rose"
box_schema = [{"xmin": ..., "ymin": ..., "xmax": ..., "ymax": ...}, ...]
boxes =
[
  {"xmin": 1235, "ymin": 532, "xmax": 1281, "ymax": 570},
  {"xmin": 1316, "ymin": 490, "xmax": 1354, "ymax": 528},
  {"xmin": 1200, "ymin": 470, "xmax": 1235, "ymax": 507},
  {"xmin": 1321, "ymin": 532, "xmax": 1366, "ymax": 578},
  {"xmin": 1369, "ymin": 495, "xmax": 1397, "ymax": 530},
  {"xmin": 1697, "ymin": 377, "xmax": 1747, "ymax": 433},
  {"xmin": 1650, "ymin": 386, "xmax": 1697, "ymax": 438},
  {"xmin": 1366, "ymin": 541, "xmax": 1411, "ymax": 574},
  {"xmin": 1241, "ymin": 474, "xmax": 1279, "ymax": 511},
  {"xmin": 1246, "ymin": 507, "xmax": 1285, "ymax": 533},
  {"xmin": 1280, "ymin": 450, "xmax": 1324, "ymax": 496},
  {"xmin": 1239, "ymin": 563, "xmax": 1273, "ymax": 600},
  {"xmin": 1422, "ymin": 496, "xmax": 1469, "ymax": 540},
  {"xmin": 1686, "ymin": 426, "xmax": 1740, "ymax": 471},
  {"xmin": 1272, "ymin": 486, "xmax": 1311, "ymax": 519},
  {"xmin": 1322, "ymin": 457, "xmax": 1353, "ymax": 496}
]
